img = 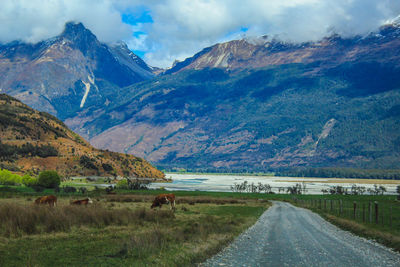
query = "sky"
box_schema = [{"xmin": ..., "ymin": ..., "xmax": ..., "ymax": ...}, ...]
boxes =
[{"xmin": 1, "ymin": 0, "xmax": 400, "ymax": 68}]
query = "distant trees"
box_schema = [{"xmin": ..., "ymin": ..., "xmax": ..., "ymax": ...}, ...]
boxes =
[
  {"xmin": 0, "ymin": 169, "xmax": 37, "ymax": 186},
  {"xmin": 275, "ymin": 167, "xmax": 400, "ymax": 180},
  {"xmin": 0, "ymin": 142, "xmax": 58, "ymax": 160},
  {"xmin": 116, "ymin": 178, "xmax": 150, "ymax": 190},
  {"xmin": 230, "ymin": 181, "xmax": 305, "ymax": 194},
  {"xmin": 323, "ymin": 184, "xmax": 387, "ymax": 195},
  {"xmin": 231, "ymin": 181, "xmax": 275, "ymax": 194},
  {"xmin": 79, "ymin": 155, "xmax": 98, "ymax": 170}
]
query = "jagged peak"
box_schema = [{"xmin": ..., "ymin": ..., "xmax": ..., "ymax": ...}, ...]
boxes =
[{"xmin": 60, "ymin": 21, "xmax": 97, "ymax": 42}]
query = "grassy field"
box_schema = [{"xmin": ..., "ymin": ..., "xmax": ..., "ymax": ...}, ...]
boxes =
[
  {"xmin": 0, "ymin": 183, "xmax": 399, "ymax": 265},
  {"xmin": 0, "ymin": 187, "xmax": 269, "ymax": 266}
]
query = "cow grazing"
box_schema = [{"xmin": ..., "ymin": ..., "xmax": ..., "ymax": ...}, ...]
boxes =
[
  {"xmin": 71, "ymin": 198, "xmax": 93, "ymax": 205},
  {"xmin": 151, "ymin": 193, "xmax": 176, "ymax": 211},
  {"xmin": 35, "ymin": 195, "xmax": 57, "ymax": 206}
]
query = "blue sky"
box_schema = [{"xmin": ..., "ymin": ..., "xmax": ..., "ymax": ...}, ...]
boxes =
[{"xmin": 1, "ymin": 0, "xmax": 400, "ymax": 68}]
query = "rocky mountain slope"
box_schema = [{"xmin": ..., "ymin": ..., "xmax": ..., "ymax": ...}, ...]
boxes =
[
  {"xmin": 0, "ymin": 94, "xmax": 164, "ymax": 178},
  {"xmin": 166, "ymin": 24, "xmax": 400, "ymax": 74},
  {"xmin": 0, "ymin": 22, "xmax": 154, "ymax": 122},
  {"xmin": 78, "ymin": 23, "xmax": 400, "ymax": 171}
]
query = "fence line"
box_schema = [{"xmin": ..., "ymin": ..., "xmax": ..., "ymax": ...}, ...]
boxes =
[{"xmin": 292, "ymin": 198, "xmax": 397, "ymax": 229}]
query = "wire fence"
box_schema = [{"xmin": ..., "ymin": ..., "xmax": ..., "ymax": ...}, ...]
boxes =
[{"xmin": 293, "ymin": 198, "xmax": 400, "ymax": 231}]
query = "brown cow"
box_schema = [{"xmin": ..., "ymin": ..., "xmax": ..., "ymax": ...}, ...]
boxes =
[
  {"xmin": 71, "ymin": 198, "xmax": 93, "ymax": 205},
  {"xmin": 35, "ymin": 195, "xmax": 57, "ymax": 206},
  {"xmin": 151, "ymin": 193, "xmax": 176, "ymax": 211}
]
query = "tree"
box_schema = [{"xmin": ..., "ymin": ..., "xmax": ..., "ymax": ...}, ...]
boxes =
[
  {"xmin": 38, "ymin": 170, "xmax": 61, "ymax": 188},
  {"xmin": 397, "ymin": 185, "xmax": 400, "ymax": 200}
]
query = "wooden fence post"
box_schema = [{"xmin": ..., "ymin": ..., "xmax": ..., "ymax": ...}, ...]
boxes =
[
  {"xmin": 369, "ymin": 202, "xmax": 372, "ymax": 223},
  {"xmin": 390, "ymin": 206, "xmax": 393, "ymax": 228},
  {"xmin": 319, "ymin": 199, "xmax": 322, "ymax": 209},
  {"xmin": 324, "ymin": 199, "xmax": 327, "ymax": 210},
  {"xmin": 362, "ymin": 203, "xmax": 365, "ymax": 223},
  {"xmin": 353, "ymin": 201, "xmax": 357, "ymax": 219},
  {"xmin": 330, "ymin": 200, "xmax": 333, "ymax": 212},
  {"xmin": 374, "ymin": 201, "xmax": 379, "ymax": 224},
  {"xmin": 339, "ymin": 199, "xmax": 343, "ymax": 216}
]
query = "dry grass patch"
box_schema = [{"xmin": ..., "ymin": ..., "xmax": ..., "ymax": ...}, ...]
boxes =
[
  {"xmin": 0, "ymin": 202, "xmax": 174, "ymax": 237},
  {"xmin": 324, "ymin": 214, "xmax": 400, "ymax": 252}
]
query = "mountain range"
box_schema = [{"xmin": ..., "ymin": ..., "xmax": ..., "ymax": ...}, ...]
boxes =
[{"xmin": 1, "ymin": 21, "xmax": 400, "ymax": 172}]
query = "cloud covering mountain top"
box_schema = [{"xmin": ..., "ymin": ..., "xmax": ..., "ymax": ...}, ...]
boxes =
[{"xmin": 1, "ymin": 0, "xmax": 399, "ymax": 67}]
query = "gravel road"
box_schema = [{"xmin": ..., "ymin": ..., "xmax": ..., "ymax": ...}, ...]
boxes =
[{"xmin": 201, "ymin": 201, "xmax": 400, "ymax": 267}]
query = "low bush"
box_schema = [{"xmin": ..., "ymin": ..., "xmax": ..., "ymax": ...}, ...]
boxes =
[
  {"xmin": 21, "ymin": 174, "xmax": 37, "ymax": 186},
  {"xmin": 62, "ymin": 186, "xmax": 77, "ymax": 193},
  {"xmin": 38, "ymin": 170, "xmax": 60, "ymax": 188}
]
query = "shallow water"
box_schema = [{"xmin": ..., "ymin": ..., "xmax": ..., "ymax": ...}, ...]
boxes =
[{"xmin": 149, "ymin": 173, "xmax": 399, "ymax": 194}]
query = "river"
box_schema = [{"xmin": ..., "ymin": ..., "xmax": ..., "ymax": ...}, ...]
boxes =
[{"xmin": 149, "ymin": 173, "xmax": 400, "ymax": 194}]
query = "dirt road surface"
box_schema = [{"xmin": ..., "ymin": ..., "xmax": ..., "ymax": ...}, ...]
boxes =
[{"xmin": 201, "ymin": 201, "xmax": 400, "ymax": 267}]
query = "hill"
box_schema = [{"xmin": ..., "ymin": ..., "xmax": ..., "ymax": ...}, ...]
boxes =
[{"xmin": 0, "ymin": 94, "xmax": 165, "ymax": 178}]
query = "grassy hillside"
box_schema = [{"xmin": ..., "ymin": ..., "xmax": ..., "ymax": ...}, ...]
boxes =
[{"xmin": 0, "ymin": 94, "xmax": 164, "ymax": 179}]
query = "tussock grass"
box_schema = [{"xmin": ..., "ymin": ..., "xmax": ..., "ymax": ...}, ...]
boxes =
[
  {"xmin": 107, "ymin": 194, "xmax": 245, "ymax": 205},
  {"xmin": 0, "ymin": 203, "xmax": 174, "ymax": 237},
  {"xmin": 112, "ymin": 214, "xmax": 243, "ymax": 262}
]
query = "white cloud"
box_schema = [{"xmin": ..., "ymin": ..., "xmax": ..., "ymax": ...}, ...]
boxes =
[
  {"xmin": 0, "ymin": 0, "xmax": 131, "ymax": 43},
  {"xmin": 137, "ymin": 0, "xmax": 400, "ymax": 67},
  {"xmin": 1, "ymin": 0, "xmax": 399, "ymax": 68}
]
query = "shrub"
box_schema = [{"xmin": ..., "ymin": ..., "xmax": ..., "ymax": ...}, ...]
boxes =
[
  {"xmin": 30, "ymin": 185, "xmax": 45, "ymax": 192},
  {"xmin": 79, "ymin": 187, "xmax": 88, "ymax": 194},
  {"xmin": 0, "ymin": 169, "xmax": 22, "ymax": 185},
  {"xmin": 117, "ymin": 179, "xmax": 128, "ymax": 189},
  {"xmin": 79, "ymin": 155, "xmax": 98, "ymax": 170},
  {"xmin": 102, "ymin": 163, "xmax": 114, "ymax": 172},
  {"xmin": 38, "ymin": 170, "xmax": 61, "ymax": 188},
  {"xmin": 62, "ymin": 186, "xmax": 77, "ymax": 193},
  {"xmin": 21, "ymin": 174, "xmax": 37, "ymax": 186}
]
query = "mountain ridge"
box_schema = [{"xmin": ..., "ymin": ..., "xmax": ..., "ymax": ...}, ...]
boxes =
[
  {"xmin": 0, "ymin": 22, "xmax": 154, "ymax": 120},
  {"xmin": 165, "ymin": 23, "xmax": 400, "ymax": 74}
]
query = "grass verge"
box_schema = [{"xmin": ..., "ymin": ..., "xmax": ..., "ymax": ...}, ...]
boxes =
[{"xmin": 322, "ymin": 214, "xmax": 400, "ymax": 252}]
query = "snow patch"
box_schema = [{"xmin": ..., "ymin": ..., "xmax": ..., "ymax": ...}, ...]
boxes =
[{"xmin": 80, "ymin": 75, "xmax": 97, "ymax": 108}]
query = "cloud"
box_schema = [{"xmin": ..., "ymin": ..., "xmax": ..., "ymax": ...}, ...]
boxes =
[
  {"xmin": 0, "ymin": 0, "xmax": 131, "ymax": 43},
  {"xmin": 135, "ymin": 0, "xmax": 400, "ymax": 67},
  {"xmin": 1, "ymin": 0, "xmax": 399, "ymax": 68}
]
